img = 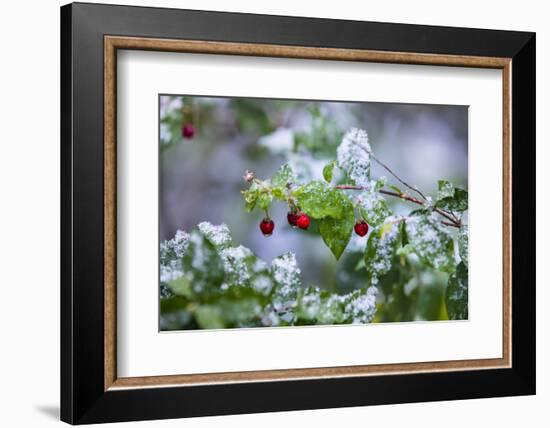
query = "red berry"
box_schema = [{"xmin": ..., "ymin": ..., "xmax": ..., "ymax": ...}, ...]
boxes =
[
  {"xmin": 182, "ymin": 123, "xmax": 195, "ymax": 138},
  {"xmin": 259, "ymin": 218, "xmax": 274, "ymax": 236},
  {"xmin": 296, "ymin": 213, "xmax": 311, "ymax": 230},
  {"xmin": 287, "ymin": 212, "xmax": 299, "ymax": 227},
  {"xmin": 354, "ymin": 221, "xmax": 369, "ymax": 237}
]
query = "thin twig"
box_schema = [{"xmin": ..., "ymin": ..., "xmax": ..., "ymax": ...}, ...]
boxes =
[
  {"xmin": 348, "ymin": 137, "xmax": 429, "ymax": 201},
  {"xmin": 335, "ymin": 185, "xmax": 461, "ymax": 228}
]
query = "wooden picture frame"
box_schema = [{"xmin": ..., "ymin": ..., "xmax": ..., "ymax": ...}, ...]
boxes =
[{"xmin": 61, "ymin": 2, "xmax": 535, "ymax": 424}]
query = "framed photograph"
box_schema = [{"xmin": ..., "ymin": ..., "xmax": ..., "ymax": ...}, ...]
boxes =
[{"xmin": 61, "ymin": 2, "xmax": 535, "ymax": 424}]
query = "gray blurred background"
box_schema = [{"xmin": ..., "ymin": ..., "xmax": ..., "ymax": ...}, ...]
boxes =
[{"xmin": 160, "ymin": 95, "xmax": 467, "ymax": 293}]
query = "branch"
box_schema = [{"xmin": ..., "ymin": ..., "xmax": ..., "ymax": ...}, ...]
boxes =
[
  {"xmin": 335, "ymin": 185, "xmax": 461, "ymax": 228},
  {"xmin": 348, "ymin": 138, "xmax": 429, "ymax": 201}
]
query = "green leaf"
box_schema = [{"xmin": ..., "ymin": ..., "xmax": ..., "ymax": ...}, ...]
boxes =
[
  {"xmin": 364, "ymin": 221, "xmax": 402, "ymax": 283},
  {"xmin": 322, "ymin": 160, "xmax": 336, "ymax": 183},
  {"xmin": 271, "ymin": 164, "xmax": 294, "ymax": 189},
  {"xmin": 405, "ymin": 213, "xmax": 455, "ymax": 272},
  {"xmin": 295, "ymin": 287, "xmax": 322, "ymax": 321},
  {"xmin": 435, "ymin": 180, "xmax": 468, "ymax": 212},
  {"xmin": 241, "ymin": 182, "xmax": 260, "ymax": 212},
  {"xmin": 318, "ymin": 205, "xmax": 355, "ymax": 260},
  {"xmin": 458, "ymin": 225, "xmax": 468, "ymax": 267},
  {"xmin": 354, "ymin": 258, "xmax": 366, "ymax": 271},
  {"xmin": 270, "ymin": 164, "xmax": 295, "ymax": 201},
  {"xmin": 159, "ymin": 297, "xmax": 194, "ymax": 330},
  {"xmin": 241, "ymin": 180, "xmax": 273, "ymax": 212},
  {"xmin": 197, "ymin": 222, "xmax": 233, "ymax": 250},
  {"xmin": 167, "ymin": 276, "xmax": 194, "ymax": 298},
  {"xmin": 356, "ymin": 183, "xmax": 392, "ymax": 227},
  {"xmin": 446, "ymin": 262, "xmax": 468, "ymax": 320},
  {"xmin": 181, "ymin": 230, "xmax": 225, "ymax": 294},
  {"xmin": 195, "ymin": 305, "xmax": 225, "ymax": 329},
  {"xmin": 293, "ymin": 181, "xmax": 351, "ymax": 219},
  {"xmin": 336, "ymin": 128, "xmax": 371, "ymax": 186},
  {"xmin": 437, "ymin": 180, "xmax": 455, "ymax": 200},
  {"xmin": 388, "ymin": 184, "xmax": 403, "ymax": 194},
  {"xmin": 257, "ymin": 192, "xmax": 273, "ymax": 210},
  {"xmin": 219, "ymin": 245, "xmax": 272, "ymax": 294},
  {"xmin": 436, "ymin": 189, "xmax": 468, "ymax": 212}
]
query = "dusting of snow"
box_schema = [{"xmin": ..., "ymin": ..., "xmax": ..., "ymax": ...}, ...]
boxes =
[
  {"xmin": 337, "ymin": 128, "xmax": 371, "ymax": 186},
  {"xmin": 159, "ymin": 225, "xmax": 379, "ymax": 328},
  {"xmin": 197, "ymin": 222, "xmax": 232, "ymax": 249},
  {"xmin": 368, "ymin": 218, "xmax": 401, "ymax": 282},
  {"xmin": 271, "ymin": 252, "xmax": 301, "ymax": 291},
  {"xmin": 159, "ymin": 230, "xmax": 190, "ymax": 284},
  {"xmin": 299, "ymin": 288, "xmax": 322, "ymax": 319},
  {"xmin": 261, "ymin": 306, "xmax": 281, "ymax": 327},
  {"xmin": 219, "ymin": 245, "xmax": 255, "ymax": 284},
  {"xmin": 458, "ymin": 225, "xmax": 469, "ymax": 267},
  {"xmin": 270, "ymin": 252, "xmax": 302, "ymax": 323},
  {"xmin": 160, "ymin": 260, "xmax": 183, "ymax": 283},
  {"xmin": 355, "ymin": 182, "xmax": 391, "ymax": 226},
  {"xmin": 160, "ymin": 230, "xmax": 190, "ymax": 261},
  {"xmin": 252, "ymin": 274, "xmax": 273, "ymax": 295},
  {"xmin": 344, "ymin": 287, "xmax": 378, "ymax": 323},
  {"xmin": 405, "ymin": 213, "xmax": 454, "ymax": 271}
]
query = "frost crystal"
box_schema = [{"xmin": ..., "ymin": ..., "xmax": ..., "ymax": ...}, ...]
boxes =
[
  {"xmin": 219, "ymin": 245, "xmax": 254, "ymax": 284},
  {"xmin": 159, "ymin": 230, "xmax": 190, "ymax": 283},
  {"xmin": 160, "ymin": 260, "xmax": 183, "ymax": 283},
  {"xmin": 197, "ymin": 222, "xmax": 232, "ymax": 249},
  {"xmin": 159, "ymin": 224, "xmax": 379, "ymax": 329},
  {"xmin": 355, "ymin": 179, "xmax": 392, "ymax": 226},
  {"xmin": 271, "ymin": 252, "xmax": 301, "ymax": 291},
  {"xmin": 344, "ymin": 287, "xmax": 378, "ymax": 323},
  {"xmin": 252, "ymin": 274, "xmax": 273, "ymax": 295},
  {"xmin": 160, "ymin": 229, "xmax": 190, "ymax": 262},
  {"xmin": 270, "ymin": 252, "xmax": 302, "ymax": 322},
  {"xmin": 458, "ymin": 225, "xmax": 468, "ymax": 267},
  {"xmin": 370, "ymin": 219, "xmax": 401, "ymax": 284},
  {"xmin": 337, "ymin": 128, "xmax": 371, "ymax": 186},
  {"xmin": 299, "ymin": 288, "xmax": 322, "ymax": 319},
  {"xmin": 405, "ymin": 213, "xmax": 454, "ymax": 272}
]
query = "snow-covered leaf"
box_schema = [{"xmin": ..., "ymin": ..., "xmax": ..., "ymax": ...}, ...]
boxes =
[
  {"xmin": 364, "ymin": 219, "xmax": 402, "ymax": 284},
  {"xmin": 180, "ymin": 229, "xmax": 225, "ymax": 294},
  {"xmin": 294, "ymin": 180, "xmax": 351, "ymax": 219},
  {"xmin": 446, "ymin": 262, "xmax": 468, "ymax": 320},
  {"xmin": 436, "ymin": 180, "xmax": 468, "ymax": 212},
  {"xmin": 405, "ymin": 213, "xmax": 455, "ymax": 272},
  {"xmin": 458, "ymin": 225, "xmax": 468, "ymax": 267},
  {"xmin": 318, "ymin": 205, "xmax": 355, "ymax": 260},
  {"xmin": 197, "ymin": 222, "xmax": 232, "ymax": 250},
  {"xmin": 336, "ymin": 128, "xmax": 371, "ymax": 186},
  {"xmin": 322, "ymin": 160, "xmax": 336, "ymax": 183}
]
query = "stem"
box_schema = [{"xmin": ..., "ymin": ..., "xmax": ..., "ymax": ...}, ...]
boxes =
[
  {"xmin": 348, "ymin": 137, "xmax": 429, "ymax": 201},
  {"xmin": 335, "ymin": 185, "xmax": 461, "ymax": 228}
]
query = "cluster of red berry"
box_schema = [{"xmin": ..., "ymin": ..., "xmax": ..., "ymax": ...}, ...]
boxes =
[
  {"xmin": 259, "ymin": 211, "xmax": 310, "ymax": 236},
  {"xmin": 259, "ymin": 213, "xmax": 369, "ymax": 237}
]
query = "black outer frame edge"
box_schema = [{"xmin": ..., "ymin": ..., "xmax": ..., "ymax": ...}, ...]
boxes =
[
  {"xmin": 510, "ymin": 34, "xmax": 536, "ymax": 392},
  {"xmin": 60, "ymin": 4, "xmax": 74, "ymax": 425},
  {"xmin": 60, "ymin": 2, "xmax": 536, "ymax": 424}
]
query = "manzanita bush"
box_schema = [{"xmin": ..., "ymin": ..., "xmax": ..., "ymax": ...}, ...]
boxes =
[{"xmin": 160, "ymin": 123, "xmax": 468, "ymax": 330}]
